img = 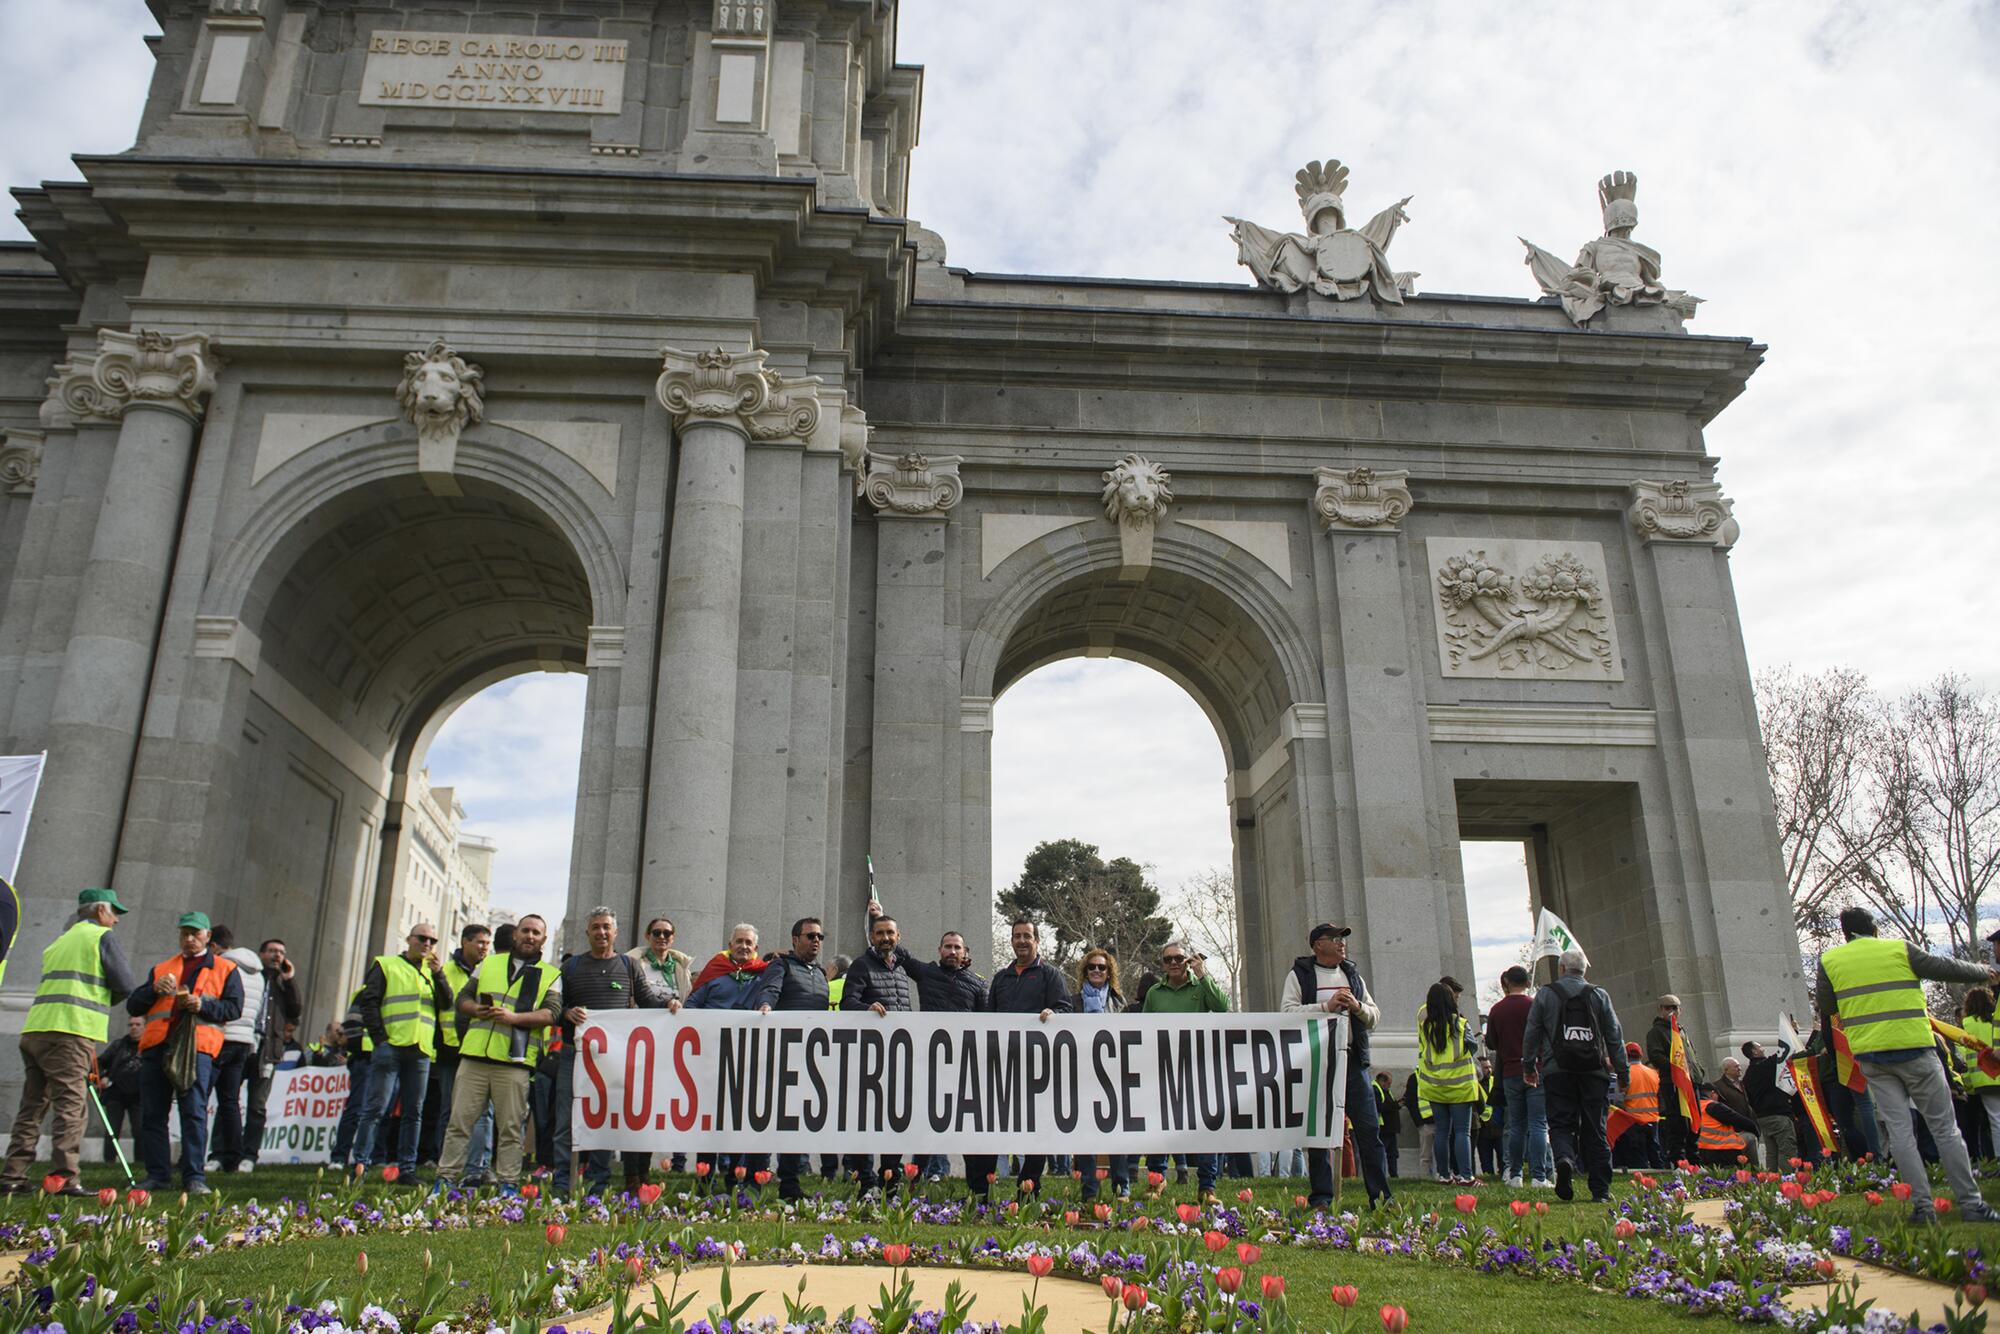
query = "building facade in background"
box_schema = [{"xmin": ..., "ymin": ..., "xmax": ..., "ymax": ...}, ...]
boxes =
[
  {"xmin": 0, "ymin": 1, "xmax": 1802, "ymax": 1097},
  {"xmin": 386, "ymin": 767, "xmax": 493, "ymax": 946}
]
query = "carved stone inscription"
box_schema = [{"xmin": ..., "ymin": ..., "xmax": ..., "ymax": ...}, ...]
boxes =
[
  {"xmin": 360, "ymin": 32, "xmax": 628, "ymax": 114},
  {"xmin": 1426, "ymin": 537, "xmax": 1623, "ymax": 682}
]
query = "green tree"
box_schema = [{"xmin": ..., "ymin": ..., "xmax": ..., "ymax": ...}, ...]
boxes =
[{"xmin": 996, "ymin": 838, "xmax": 1173, "ymax": 972}]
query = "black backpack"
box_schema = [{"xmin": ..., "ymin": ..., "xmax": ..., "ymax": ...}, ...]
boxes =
[{"xmin": 1553, "ymin": 986, "xmax": 1606, "ymax": 1074}]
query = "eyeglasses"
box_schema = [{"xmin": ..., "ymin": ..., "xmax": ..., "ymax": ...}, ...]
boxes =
[
  {"xmin": 1162, "ymin": 955, "xmax": 1187, "ymax": 965},
  {"xmin": 801, "ymin": 931, "xmax": 825, "ymax": 941},
  {"xmin": 412, "ymin": 935, "xmax": 437, "ymax": 946},
  {"xmin": 1085, "ymin": 963, "xmax": 1110, "ymax": 972},
  {"xmin": 649, "ymin": 929, "xmax": 674, "ymax": 939}
]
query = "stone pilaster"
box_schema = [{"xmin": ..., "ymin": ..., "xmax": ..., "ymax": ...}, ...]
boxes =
[
  {"xmin": 15, "ymin": 329, "xmax": 220, "ymax": 913},
  {"xmin": 1313, "ymin": 470, "xmax": 1451, "ymax": 1067},
  {"xmin": 645, "ymin": 347, "xmax": 819, "ymax": 947},
  {"xmin": 865, "ymin": 450, "xmax": 962, "ymax": 953}
]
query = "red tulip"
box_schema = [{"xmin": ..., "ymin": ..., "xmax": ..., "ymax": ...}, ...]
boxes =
[
  {"xmin": 905, "ymin": 1162, "xmax": 921, "ymax": 1179},
  {"xmin": 1779, "ymin": 1181, "xmax": 1803, "ymax": 1200},
  {"xmin": 1453, "ymin": 1193, "xmax": 1477, "ymax": 1214},
  {"xmin": 125, "ymin": 1188, "xmax": 149, "ymax": 1208},
  {"xmin": 1330, "ymin": 1284, "xmax": 1359, "ymax": 1308},
  {"xmin": 1890, "ymin": 1182, "xmax": 1913, "ymax": 1201},
  {"xmin": 1260, "ymin": 1274, "xmax": 1286, "ymax": 1300},
  {"xmin": 637, "ymin": 1183, "xmax": 662, "ymax": 1206},
  {"xmin": 1096, "ymin": 1168, "xmax": 1109, "ymax": 1180},
  {"xmin": 1936, "ymin": 1196, "xmax": 1954, "ymax": 1214},
  {"xmin": 40, "ymin": 1174, "xmax": 63, "ymax": 1194},
  {"xmin": 1238, "ymin": 1187, "xmax": 1254, "ymax": 1204},
  {"xmin": 1064, "ymin": 1209, "xmax": 1080, "ymax": 1226},
  {"xmin": 733, "ymin": 1165, "xmax": 747, "ymax": 1180},
  {"xmin": 356, "ymin": 1251, "xmax": 369, "ymax": 1277},
  {"xmin": 1203, "ymin": 1230, "xmax": 1228, "ymax": 1252},
  {"xmin": 987, "ymin": 1172, "xmax": 998, "ymax": 1184},
  {"xmin": 624, "ymin": 1255, "xmax": 645, "ymax": 1283},
  {"xmin": 1613, "ymin": 1219, "xmax": 1637, "ymax": 1240},
  {"xmin": 1534, "ymin": 1201, "xmax": 1548, "ymax": 1215},
  {"xmin": 382, "ymin": 1165, "xmax": 400, "ymax": 1183},
  {"xmin": 1294, "ymin": 1194, "xmax": 1309, "ymax": 1208},
  {"xmin": 1020, "ymin": 1178, "xmax": 1037, "ymax": 1194},
  {"xmin": 96, "ymin": 1187, "xmax": 118, "ymax": 1207},
  {"xmin": 1815, "ymin": 1258, "xmax": 1837, "ymax": 1279},
  {"xmin": 1027, "ymin": 1254, "xmax": 1054, "ymax": 1278},
  {"xmin": 694, "ymin": 1161, "xmax": 712, "ymax": 1178},
  {"xmin": 1380, "ymin": 1305, "xmax": 1410, "ymax": 1332},
  {"xmin": 1734, "ymin": 1170, "xmax": 1752, "ymax": 1185},
  {"xmin": 1216, "ymin": 1267, "xmax": 1244, "ymax": 1293},
  {"xmin": 1122, "ymin": 1282, "xmax": 1147, "ymax": 1311},
  {"xmin": 1093, "ymin": 1202, "xmax": 1111, "ymax": 1221},
  {"xmin": 1071, "ymin": 1169, "xmax": 1083, "ymax": 1181},
  {"xmin": 882, "ymin": 1243, "xmax": 911, "ymax": 1266},
  {"xmin": 1177, "ymin": 1204, "xmax": 1202, "ymax": 1224},
  {"xmin": 753, "ymin": 1170, "xmax": 772, "ymax": 1186},
  {"xmin": 1147, "ymin": 1171, "xmax": 1165, "ymax": 1187},
  {"xmin": 1509, "ymin": 1199, "xmax": 1529, "ymax": 1218},
  {"xmin": 1964, "ymin": 1282, "xmax": 1987, "ymax": 1306},
  {"xmin": 1102, "ymin": 1274, "xmax": 1124, "ymax": 1298},
  {"xmin": 1800, "ymin": 1194, "xmax": 1819, "ymax": 1212},
  {"xmin": 1236, "ymin": 1242, "xmax": 1261, "ymax": 1266},
  {"xmin": 546, "ymin": 1223, "xmax": 567, "ymax": 1245},
  {"xmin": 1788, "ymin": 1156, "xmax": 1803, "ymax": 1169},
  {"xmin": 1864, "ymin": 1190, "xmax": 1882, "ymax": 1206}
]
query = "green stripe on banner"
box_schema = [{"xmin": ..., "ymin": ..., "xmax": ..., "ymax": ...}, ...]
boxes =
[
  {"xmin": 1305, "ymin": 1016, "xmax": 1322, "ymax": 1136},
  {"xmin": 1323, "ymin": 1018, "xmax": 1336, "ymax": 1138}
]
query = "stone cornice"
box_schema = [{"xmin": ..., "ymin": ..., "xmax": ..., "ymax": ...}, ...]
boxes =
[
  {"xmin": 1313, "ymin": 466, "xmax": 1412, "ymax": 532},
  {"xmin": 864, "ymin": 451, "xmax": 963, "ymax": 516},
  {"xmin": 657, "ymin": 346, "xmax": 823, "ymax": 444},
  {"xmin": 44, "ymin": 329, "xmax": 220, "ymax": 426},
  {"xmin": 1629, "ymin": 478, "xmax": 1738, "ymax": 547}
]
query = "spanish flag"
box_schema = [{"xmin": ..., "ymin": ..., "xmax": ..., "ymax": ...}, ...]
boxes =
[
  {"xmin": 1790, "ymin": 1055, "xmax": 1836, "ymax": 1156},
  {"xmin": 1829, "ymin": 1015, "xmax": 1867, "ymax": 1092},
  {"xmin": 1669, "ymin": 1014, "xmax": 1704, "ymax": 1138}
]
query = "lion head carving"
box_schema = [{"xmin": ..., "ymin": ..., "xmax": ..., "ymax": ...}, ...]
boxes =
[
  {"xmin": 1101, "ymin": 454, "xmax": 1174, "ymax": 525},
  {"xmin": 396, "ymin": 338, "xmax": 484, "ymax": 446}
]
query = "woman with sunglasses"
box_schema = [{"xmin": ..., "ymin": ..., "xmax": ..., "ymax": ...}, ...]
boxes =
[
  {"xmin": 1073, "ymin": 948, "xmax": 1130, "ymax": 1200},
  {"xmin": 626, "ymin": 917, "xmax": 693, "ymax": 1008}
]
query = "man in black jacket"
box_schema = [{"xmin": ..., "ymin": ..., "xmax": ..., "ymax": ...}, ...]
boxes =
[
  {"xmin": 1522, "ymin": 949, "xmax": 1629, "ymax": 1204},
  {"xmin": 841, "ymin": 911, "xmax": 915, "ymax": 1190},
  {"xmin": 96, "ymin": 1015, "xmax": 145, "ymax": 1165},
  {"xmin": 243, "ymin": 938, "xmax": 303, "ymax": 1168},
  {"xmin": 1741, "ymin": 1039, "xmax": 1798, "ymax": 1171},
  {"xmin": 753, "ymin": 917, "xmax": 829, "ymax": 1203},
  {"xmin": 966, "ymin": 917, "xmax": 1068, "ymax": 1201},
  {"xmin": 883, "ymin": 914, "xmax": 987, "ymax": 1178}
]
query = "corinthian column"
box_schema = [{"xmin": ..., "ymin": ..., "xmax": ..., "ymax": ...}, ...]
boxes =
[
  {"xmin": 17, "ymin": 329, "xmax": 220, "ymax": 905},
  {"xmin": 647, "ymin": 347, "xmax": 820, "ymax": 945}
]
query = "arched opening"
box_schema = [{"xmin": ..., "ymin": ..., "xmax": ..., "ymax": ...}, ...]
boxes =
[
  {"xmin": 973, "ymin": 558, "xmax": 1317, "ymax": 1007},
  {"xmin": 222, "ymin": 475, "xmax": 595, "ymax": 1020}
]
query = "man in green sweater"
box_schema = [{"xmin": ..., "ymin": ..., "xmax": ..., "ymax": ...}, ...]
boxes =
[{"xmin": 1141, "ymin": 939, "xmax": 1229, "ymax": 1201}]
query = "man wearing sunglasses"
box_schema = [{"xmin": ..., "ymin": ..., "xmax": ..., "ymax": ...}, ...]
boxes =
[
  {"xmin": 1644, "ymin": 994, "xmax": 1703, "ymax": 1165},
  {"xmin": 753, "ymin": 917, "xmax": 830, "ymax": 1203},
  {"xmin": 351, "ymin": 922, "xmax": 454, "ymax": 1184},
  {"xmin": 1142, "ymin": 939, "xmax": 1229, "ymax": 1203}
]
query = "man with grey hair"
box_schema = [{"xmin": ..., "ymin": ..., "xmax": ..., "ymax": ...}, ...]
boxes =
[
  {"xmin": 551, "ymin": 906, "xmax": 642, "ymax": 1196},
  {"xmin": 1521, "ymin": 948, "xmax": 1629, "ymax": 1203}
]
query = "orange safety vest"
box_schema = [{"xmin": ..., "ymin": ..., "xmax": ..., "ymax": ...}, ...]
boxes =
[
  {"xmin": 1624, "ymin": 1062, "xmax": 1661, "ymax": 1122},
  {"xmin": 138, "ymin": 953, "xmax": 238, "ymax": 1059},
  {"xmin": 1695, "ymin": 1099, "xmax": 1745, "ymax": 1154}
]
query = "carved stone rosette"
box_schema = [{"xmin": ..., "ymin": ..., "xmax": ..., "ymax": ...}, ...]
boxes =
[
  {"xmin": 1313, "ymin": 466, "xmax": 1412, "ymax": 531},
  {"xmin": 0, "ymin": 430, "xmax": 43, "ymax": 495},
  {"xmin": 864, "ymin": 451, "xmax": 963, "ymax": 517},
  {"xmin": 657, "ymin": 346, "xmax": 822, "ymax": 444},
  {"xmin": 45, "ymin": 329, "xmax": 220, "ymax": 425},
  {"xmin": 1629, "ymin": 478, "xmax": 1738, "ymax": 548}
]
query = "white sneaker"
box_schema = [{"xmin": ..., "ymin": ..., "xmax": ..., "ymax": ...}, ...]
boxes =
[
  {"xmin": 1504, "ymin": 1175, "xmax": 1524, "ymax": 1187},
  {"xmin": 234, "ymin": 1162, "xmax": 255, "ymax": 1175},
  {"xmin": 1529, "ymin": 1177, "xmax": 1555, "ymax": 1189}
]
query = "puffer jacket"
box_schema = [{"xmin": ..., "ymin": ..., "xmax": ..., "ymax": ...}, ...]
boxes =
[
  {"xmin": 221, "ymin": 947, "xmax": 266, "ymax": 1048},
  {"xmin": 839, "ymin": 948, "xmax": 914, "ymax": 1012},
  {"xmin": 750, "ymin": 952, "xmax": 829, "ymax": 1012}
]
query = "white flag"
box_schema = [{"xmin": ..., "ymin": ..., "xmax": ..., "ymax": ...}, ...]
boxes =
[
  {"xmin": 0, "ymin": 753, "xmax": 45, "ymax": 881},
  {"xmin": 1530, "ymin": 907, "xmax": 1588, "ymax": 967},
  {"xmin": 1775, "ymin": 1010, "xmax": 1810, "ymax": 1094}
]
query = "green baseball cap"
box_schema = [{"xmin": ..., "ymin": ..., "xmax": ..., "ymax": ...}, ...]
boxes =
[
  {"xmin": 78, "ymin": 887, "xmax": 128, "ymax": 915},
  {"xmin": 176, "ymin": 911, "xmax": 212, "ymax": 931}
]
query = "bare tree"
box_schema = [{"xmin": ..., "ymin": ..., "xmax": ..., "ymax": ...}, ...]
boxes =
[
  {"xmin": 1878, "ymin": 675, "xmax": 2000, "ymax": 964},
  {"xmin": 1171, "ymin": 867, "xmax": 1247, "ymax": 1007}
]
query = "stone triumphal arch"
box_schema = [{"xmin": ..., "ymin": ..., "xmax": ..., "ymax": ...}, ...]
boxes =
[{"xmin": 0, "ymin": 0, "xmax": 1801, "ymax": 1086}]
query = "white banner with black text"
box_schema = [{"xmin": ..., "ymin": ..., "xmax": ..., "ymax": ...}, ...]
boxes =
[{"xmin": 572, "ymin": 1010, "xmax": 1348, "ymax": 1154}]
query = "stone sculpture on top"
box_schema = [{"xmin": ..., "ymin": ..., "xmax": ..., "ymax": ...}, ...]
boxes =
[
  {"xmin": 1520, "ymin": 171, "xmax": 1701, "ymax": 325},
  {"xmin": 1226, "ymin": 159, "xmax": 1416, "ymax": 303}
]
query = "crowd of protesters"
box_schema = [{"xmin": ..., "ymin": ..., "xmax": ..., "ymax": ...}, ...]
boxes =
[{"xmin": 9, "ymin": 886, "xmax": 2000, "ymax": 1225}]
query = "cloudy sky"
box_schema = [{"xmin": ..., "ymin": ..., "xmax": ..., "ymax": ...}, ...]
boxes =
[{"xmin": 5, "ymin": 3, "xmax": 1995, "ymax": 994}]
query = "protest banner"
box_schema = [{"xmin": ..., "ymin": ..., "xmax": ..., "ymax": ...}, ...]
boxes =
[
  {"xmin": 574, "ymin": 1009, "xmax": 1347, "ymax": 1155},
  {"xmin": 256, "ymin": 1065, "xmax": 350, "ymax": 1164}
]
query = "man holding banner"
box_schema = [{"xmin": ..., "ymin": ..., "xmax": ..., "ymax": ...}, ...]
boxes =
[{"xmin": 1280, "ymin": 921, "xmax": 1393, "ymax": 1209}]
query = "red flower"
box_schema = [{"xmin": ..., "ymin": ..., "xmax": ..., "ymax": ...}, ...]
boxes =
[
  {"xmin": 1122, "ymin": 1282, "xmax": 1148, "ymax": 1311},
  {"xmin": 40, "ymin": 1174, "xmax": 63, "ymax": 1194},
  {"xmin": 1237, "ymin": 1188, "xmax": 1254, "ymax": 1204},
  {"xmin": 1236, "ymin": 1242, "xmax": 1261, "ymax": 1266},
  {"xmin": 546, "ymin": 1223, "xmax": 567, "ymax": 1245},
  {"xmin": 1937, "ymin": 1196, "xmax": 1954, "ymax": 1214},
  {"xmin": 637, "ymin": 1183, "xmax": 663, "ymax": 1206},
  {"xmin": 521, "ymin": 1183, "xmax": 539, "ymax": 1199},
  {"xmin": 1865, "ymin": 1191, "xmax": 1883, "ymax": 1206},
  {"xmin": 882, "ymin": 1243, "xmax": 911, "ymax": 1266},
  {"xmin": 1215, "ymin": 1267, "xmax": 1243, "ymax": 1293},
  {"xmin": 1020, "ymin": 1178, "xmax": 1037, "ymax": 1194},
  {"xmin": 1147, "ymin": 1171, "xmax": 1165, "ymax": 1187},
  {"xmin": 1734, "ymin": 1170, "xmax": 1752, "ymax": 1185},
  {"xmin": 1779, "ymin": 1181, "xmax": 1802, "ymax": 1200},
  {"xmin": 1177, "ymin": 1204, "xmax": 1202, "ymax": 1224},
  {"xmin": 1453, "ymin": 1193, "xmax": 1477, "ymax": 1214},
  {"xmin": 125, "ymin": 1188, "xmax": 149, "ymax": 1208},
  {"xmin": 905, "ymin": 1162, "xmax": 921, "ymax": 1179},
  {"xmin": 1330, "ymin": 1284, "xmax": 1359, "ymax": 1308},
  {"xmin": 1814, "ymin": 1258, "xmax": 1837, "ymax": 1279},
  {"xmin": 1964, "ymin": 1282, "xmax": 1988, "ymax": 1306},
  {"xmin": 1027, "ymin": 1255, "xmax": 1054, "ymax": 1278},
  {"xmin": 1101, "ymin": 1274, "xmax": 1124, "ymax": 1298},
  {"xmin": 356, "ymin": 1251, "xmax": 369, "ymax": 1277},
  {"xmin": 1890, "ymin": 1182, "xmax": 1913, "ymax": 1201},
  {"xmin": 987, "ymin": 1172, "xmax": 999, "ymax": 1184},
  {"xmin": 96, "ymin": 1187, "xmax": 118, "ymax": 1207},
  {"xmin": 694, "ymin": 1161, "xmax": 712, "ymax": 1178},
  {"xmin": 1096, "ymin": 1168, "xmax": 1109, "ymax": 1180},
  {"xmin": 1509, "ymin": 1200, "xmax": 1529, "ymax": 1218},
  {"xmin": 1203, "ymin": 1230, "xmax": 1228, "ymax": 1252},
  {"xmin": 1294, "ymin": 1194, "xmax": 1309, "ymax": 1208},
  {"xmin": 1093, "ymin": 1202, "xmax": 1111, "ymax": 1221},
  {"xmin": 1533, "ymin": 1201, "xmax": 1548, "ymax": 1215},
  {"xmin": 1788, "ymin": 1156, "xmax": 1803, "ymax": 1169},
  {"xmin": 1071, "ymin": 1169, "xmax": 1083, "ymax": 1181},
  {"xmin": 733, "ymin": 1165, "xmax": 747, "ymax": 1180},
  {"xmin": 1064, "ymin": 1210, "xmax": 1080, "ymax": 1226},
  {"xmin": 624, "ymin": 1255, "xmax": 645, "ymax": 1283},
  {"xmin": 753, "ymin": 1170, "xmax": 773, "ymax": 1186},
  {"xmin": 1260, "ymin": 1274, "xmax": 1286, "ymax": 1300},
  {"xmin": 1380, "ymin": 1304, "xmax": 1410, "ymax": 1332},
  {"xmin": 1613, "ymin": 1219, "xmax": 1637, "ymax": 1240},
  {"xmin": 382, "ymin": 1165, "xmax": 400, "ymax": 1183}
]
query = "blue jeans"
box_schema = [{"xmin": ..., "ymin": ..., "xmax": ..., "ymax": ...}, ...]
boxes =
[
  {"xmin": 1431, "ymin": 1101, "xmax": 1475, "ymax": 1179},
  {"xmin": 331, "ymin": 1054, "xmax": 371, "ymax": 1166},
  {"xmin": 353, "ymin": 1045, "xmax": 430, "ymax": 1175},
  {"xmin": 1078, "ymin": 1154, "xmax": 1129, "ymax": 1197},
  {"xmin": 139, "ymin": 1048, "xmax": 215, "ymax": 1187},
  {"xmin": 1502, "ymin": 1074, "xmax": 1550, "ymax": 1180}
]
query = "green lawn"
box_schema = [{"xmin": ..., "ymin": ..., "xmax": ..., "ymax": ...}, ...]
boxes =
[{"xmin": 0, "ymin": 1165, "xmax": 1780, "ymax": 1332}]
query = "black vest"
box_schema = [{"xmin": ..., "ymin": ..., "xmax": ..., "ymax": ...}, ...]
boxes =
[{"xmin": 1291, "ymin": 955, "xmax": 1371, "ymax": 1069}]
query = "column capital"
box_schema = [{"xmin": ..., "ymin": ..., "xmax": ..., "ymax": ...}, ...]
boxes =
[
  {"xmin": 1313, "ymin": 465, "xmax": 1412, "ymax": 531},
  {"xmin": 45, "ymin": 329, "xmax": 221, "ymax": 426},
  {"xmin": 1629, "ymin": 478, "xmax": 1738, "ymax": 548},
  {"xmin": 0, "ymin": 429, "xmax": 43, "ymax": 494},
  {"xmin": 656, "ymin": 345, "xmax": 822, "ymax": 444},
  {"xmin": 864, "ymin": 450, "xmax": 963, "ymax": 516}
]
